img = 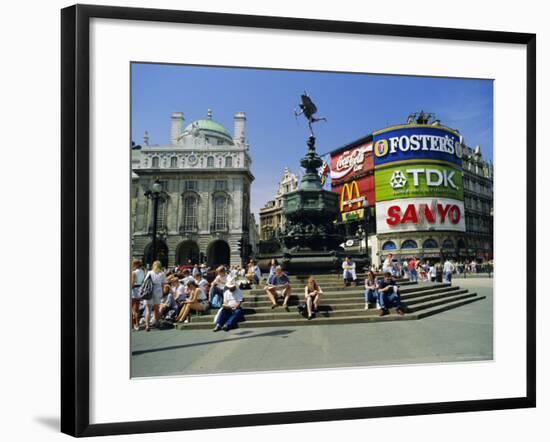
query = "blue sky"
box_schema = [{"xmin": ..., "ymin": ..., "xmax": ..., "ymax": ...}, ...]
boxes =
[{"xmin": 131, "ymin": 63, "xmax": 493, "ymax": 217}]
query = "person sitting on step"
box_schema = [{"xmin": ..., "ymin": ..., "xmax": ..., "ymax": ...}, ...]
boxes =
[
  {"xmin": 377, "ymin": 272, "xmax": 406, "ymax": 317},
  {"xmin": 176, "ymin": 279, "xmax": 209, "ymax": 323},
  {"xmin": 342, "ymin": 256, "xmax": 358, "ymax": 287},
  {"xmin": 301, "ymin": 276, "xmax": 323, "ymax": 320},
  {"xmin": 264, "ymin": 265, "xmax": 292, "ymax": 311},
  {"xmin": 213, "ymin": 278, "xmax": 245, "ymax": 332},
  {"xmin": 364, "ymin": 270, "xmax": 380, "ymax": 310}
]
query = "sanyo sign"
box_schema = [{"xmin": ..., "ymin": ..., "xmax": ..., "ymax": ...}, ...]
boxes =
[
  {"xmin": 373, "ymin": 126, "xmax": 463, "ymax": 166},
  {"xmin": 376, "ymin": 198, "xmax": 466, "ymax": 234}
]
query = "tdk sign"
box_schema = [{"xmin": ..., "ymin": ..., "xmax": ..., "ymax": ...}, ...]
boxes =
[{"xmin": 373, "ymin": 126, "xmax": 463, "ymax": 166}]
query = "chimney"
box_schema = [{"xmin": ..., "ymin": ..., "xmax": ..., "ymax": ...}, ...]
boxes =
[
  {"xmin": 234, "ymin": 112, "xmax": 246, "ymax": 145},
  {"xmin": 171, "ymin": 112, "xmax": 184, "ymax": 144}
]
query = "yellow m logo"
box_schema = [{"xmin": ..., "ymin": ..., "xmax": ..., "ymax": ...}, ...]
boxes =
[{"xmin": 340, "ymin": 180, "xmax": 361, "ymax": 211}]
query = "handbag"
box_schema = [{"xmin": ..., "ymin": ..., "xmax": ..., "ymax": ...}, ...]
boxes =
[{"xmin": 138, "ymin": 273, "xmax": 154, "ymax": 301}]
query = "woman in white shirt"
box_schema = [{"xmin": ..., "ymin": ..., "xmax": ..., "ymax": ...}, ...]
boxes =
[
  {"xmin": 144, "ymin": 260, "xmax": 165, "ymax": 331},
  {"xmin": 130, "ymin": 259, "xmax": 145, "ymax": 331}
]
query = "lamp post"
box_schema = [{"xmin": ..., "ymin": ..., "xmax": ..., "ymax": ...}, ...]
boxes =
[
  {"xmin": 362, "ymin": 198, "xmax": 370, "ymax": 264},
  {"xmin": 145, "ymin": 179, "xmax": 164, "ymax": 265}
]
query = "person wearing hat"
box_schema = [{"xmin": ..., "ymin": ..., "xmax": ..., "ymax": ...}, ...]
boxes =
[{"xmin": 213, "ymin": 277, "xmax": 244, "ymax": 332}]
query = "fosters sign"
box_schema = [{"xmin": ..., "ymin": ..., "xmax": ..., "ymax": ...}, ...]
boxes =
[
  {"xmin": 376, "ymin": 198, "xmax": 466, "ymax": 234},
  {"xmin": 373, "ymin": 126, "xmax": 462, "ymax": 167},
  {"xmin": 376, "ymin": 163, "xmax": 464, "ymax": 202}
]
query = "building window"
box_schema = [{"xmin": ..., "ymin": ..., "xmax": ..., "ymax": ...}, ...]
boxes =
[
  {"xmin": 183, "ymin": 196, "xmax": 198, "ymax": 230},
  {"xmin": 185, "ymin": 180, "xmax": 198, "ymax": 191},
  {"xmin": 152, "ymin": 157, "xmax": 159, "ymax": 168},
  {"xmin": 382, "ymin": 241, "xmax": 397, "ymax": 251},
  {"xmin": 170, "ymin": 157, "xmax": 178, "ymax": 168},
  {"xmin": 457, "ymin": 238, "xmax": 467, "ymax": 249},
  {"xmin": 214, "ymin": 180, "xmax": 227, "ymax": 191},
  {"xmin": 401, "ymin": 240, "xmax": 418, "ymax": 249},
  {"xmin": 423, "ymin": 239, "xmax": 439, "ymax": 249},
  {"xmin": 442, "ymin": 239, "xmax": 454, "ymax": 249},
  {"xmin": 225, "ymin": 156, "xmax": 233, "ymax": 167},
  {"xmin": 207, "ymin": 156, "xmax": 214, "ymax": 167},
  {"xmin": 213, "ymin": 196, "xmax": 228, "ymax": 231}
]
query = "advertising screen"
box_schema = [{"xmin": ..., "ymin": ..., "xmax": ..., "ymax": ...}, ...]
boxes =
[
  {"xmin": 373, "ymin": 125, "xmax": 462, "ymax": 167},
  {"xmin": 330, "ymin": 141, "xmax": 373, "ymax": 185},
  {"xmin": 376, "ymin": 163, "xmax": 464, "ymax": 202},
  {"xmin": 375, "ymin": 197, "xmax": 466, "ymax": 234},
  {"xmin": 332, "ymin": 175, "xmax": 375, "ymax": 221}
]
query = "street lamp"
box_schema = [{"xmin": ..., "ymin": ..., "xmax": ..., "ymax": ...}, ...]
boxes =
[
  {"xmin": 145, "ymin": 179, "xmax": 165, "ymax": 265},
  {"xmin": 361, "ymin": 198, "xmax": 370, "ymax": 264}
]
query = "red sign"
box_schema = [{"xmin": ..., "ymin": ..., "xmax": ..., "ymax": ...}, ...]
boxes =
[
  {"xmin": 332, "ymin": 175, "xmax": 375, "ymax": 213},
  {"xmin": 330, "ymin": 142, "xmax": 373, "ymax": 185},
  {"xmin": 386, "ymin": 202, "xmax": 462, "ymax": 225}
]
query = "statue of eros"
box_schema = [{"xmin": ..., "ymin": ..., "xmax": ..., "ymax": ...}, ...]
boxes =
[{"xmin": 294, "ymin": 91, "xmax": 327, "ymax": 137}]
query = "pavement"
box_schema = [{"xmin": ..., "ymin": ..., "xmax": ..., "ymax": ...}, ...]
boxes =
[{"xmin": 130, "ymin": 278, "xmax": 493, "ymax": 378}]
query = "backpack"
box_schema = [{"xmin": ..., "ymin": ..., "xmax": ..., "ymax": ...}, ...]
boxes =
[
  {"xmin": 210, "ymin": 292, "xmax": 222, "ymax": 309},
  {"xmin": 139, "ymin": 273, "xmax": 154, "ymax": 301}
]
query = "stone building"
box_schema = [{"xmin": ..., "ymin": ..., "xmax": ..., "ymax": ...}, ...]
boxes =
[
  {"xmin": 259, "ymin": 167, "xmax": 299, "ymax": 240},
  {"xmin": 462, "ymin": 144, "xmax": 494, "ymax": 261},
  {"xmin": 131, "ymin": 109, "xmax": 254, "ymax": 268}
]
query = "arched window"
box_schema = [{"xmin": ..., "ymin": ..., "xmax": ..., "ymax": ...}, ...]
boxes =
[
  {"xmin": 170, "ymin": 157, "xmax": 178, "ymax": 168},
  {"xmin": 182, "ymin": 195, "xmax": 198, "ymax": 230},
  {"xmin": 457, "ymin": 238, "xmax": 467, "ymax": 249},
  {"xmin": 213, "ymin": 196, "xmax": 228, "ymax": 231},
  {"xmin": 207, "ymin": 156, "xmax": 215, "ymax": 167},
  {"xmin": 225, "ymin": 156, "xmax": 233, "ymax": 167},
  {"xmin": 442, "ymin": 239, "xmax": 454, "ymax": 249},
  {"xmin": 382, "ymin": 241, "xmax": 397, "ymax": 251},
  {"xmin": 401, "ymin": 240, "xmax": 418, "ymax": 249},
  {"xmin": 423, "ymin": 239, "xmax": 439, "ymax": 249},
  {"xmin": 152, "ymin": 157, "xmax": 159, "ymax": 168}
]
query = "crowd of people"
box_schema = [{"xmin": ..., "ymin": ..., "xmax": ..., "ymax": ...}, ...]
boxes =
[
  {"xmin": 131, "ymin": 252, "xmax": 497, "ymax": 331},
  {"xmin": 130, "ymin": 257, "xmax": 332, "ymax": 332},
  {"xmin": 366, "ymin": 254, "xmax": 492, "ymax": 284}
]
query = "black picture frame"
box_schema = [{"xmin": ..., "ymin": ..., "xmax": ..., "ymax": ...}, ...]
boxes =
[{"xmin": 61, "ymin": 4, "xmax": 536, "ymax": 437}]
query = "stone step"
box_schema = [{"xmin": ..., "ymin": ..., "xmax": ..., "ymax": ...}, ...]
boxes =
[
  {"xmin": 240, "ymin": 285, "xmax": 459, "ymax": 308},
  {"xmin": 245, "ymin": 280, "xmax": 417, "ymax": 295},
  {"xmin": 175, "ymin": 291, "xmax": 481, "ymax": 329},
  {"xmin": 243, "ymin": 282, "xmax": 450, "ymax": 302},
  {"xmin": 174, "ymin": 293, "xmax": 484, "ymax": 330},
  {"xmin": 186, "ymin": 290, "xmax": 472, "ymax": 323}
]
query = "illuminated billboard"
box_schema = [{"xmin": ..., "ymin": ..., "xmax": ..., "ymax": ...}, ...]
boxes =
[
  {"xmin": 330, "ymin": 141, "xmax": 373, "ymax": 185},
  {"xmin": 333, "ymin": 176, "xmax": 375, "ymax": 221},
  {"xmin": 376, "ymin": 198, "xmax": 466, "ymax": 234},
  {"xmin": 373, "ymin": 125, "xmax": 462, "ymax": 167},
  {"xmin": 376, "ymin": 163, "xmax": 464, "ymax": 202}
]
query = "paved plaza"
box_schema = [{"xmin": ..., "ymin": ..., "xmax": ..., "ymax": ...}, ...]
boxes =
[{"xmin": 131, "ymin": 278, "xmax": 493, "ymax": 378}]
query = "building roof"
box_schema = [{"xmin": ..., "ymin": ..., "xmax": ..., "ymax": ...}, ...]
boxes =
[{"xmin": 182, "ymin": 110, "xmax": 233, "ymax": 144}]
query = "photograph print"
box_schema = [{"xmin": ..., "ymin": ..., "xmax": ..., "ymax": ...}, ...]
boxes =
[{"xmin": 130, "ymin": 62, "xmax": 494, "ymax": 378}]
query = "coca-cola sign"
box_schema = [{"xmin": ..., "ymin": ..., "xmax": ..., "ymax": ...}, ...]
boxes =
[{"xmin": 330, "ymin": 142, "xmax": 373, "ymax": 184}]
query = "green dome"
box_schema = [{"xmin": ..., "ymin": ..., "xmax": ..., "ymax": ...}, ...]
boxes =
[
  {"xmin": 183, "ymin": 110, "xmax": 233, "ymax": 143},
  {"xmin": 184, "ymin": 119, "xmax": 231, "ymax": 137}
]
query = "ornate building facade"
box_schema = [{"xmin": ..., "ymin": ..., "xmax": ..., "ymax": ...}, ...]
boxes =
[
  {"xmin": 131, "ymin": 109, "xmax": 254, "ymax": 268},
  {"xmin": 462, "ymin": 144, "xmax": 494, "ymax": 261},
  {"xmin": 259, "ymin": 167, "xmax": 299, "ymax": 240}
]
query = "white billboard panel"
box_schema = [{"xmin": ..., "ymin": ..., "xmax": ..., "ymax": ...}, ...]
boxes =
[{"xmin": 376, "ymin": 197, "xmax": 466, "ymax": 234}]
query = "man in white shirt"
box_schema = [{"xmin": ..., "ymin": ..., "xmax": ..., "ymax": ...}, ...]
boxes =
[
  {"xmin": 213, "ymin": 278, "xmax": 244, "ymax": 332},
  {"xmin": 342, "ymin": 257, "xmax": 358, "ymax": 287},
  {"xmin": 443, "ymin": 259, "xmax": 455, "ymax": 283},
  {"xmin": 382, "ymin": 253, "xmax": 394, "ymax": 274}
]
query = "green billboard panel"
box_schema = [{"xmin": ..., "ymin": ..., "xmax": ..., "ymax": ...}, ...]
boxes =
[{"xmin": 376, "ymin": 163, "xmax": 464, "ymax": 202}]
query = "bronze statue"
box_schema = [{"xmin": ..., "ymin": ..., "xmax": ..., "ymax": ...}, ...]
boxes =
[{"xmin": 295, "ymin": 91, "xmax": 327, "ymax": 137}]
